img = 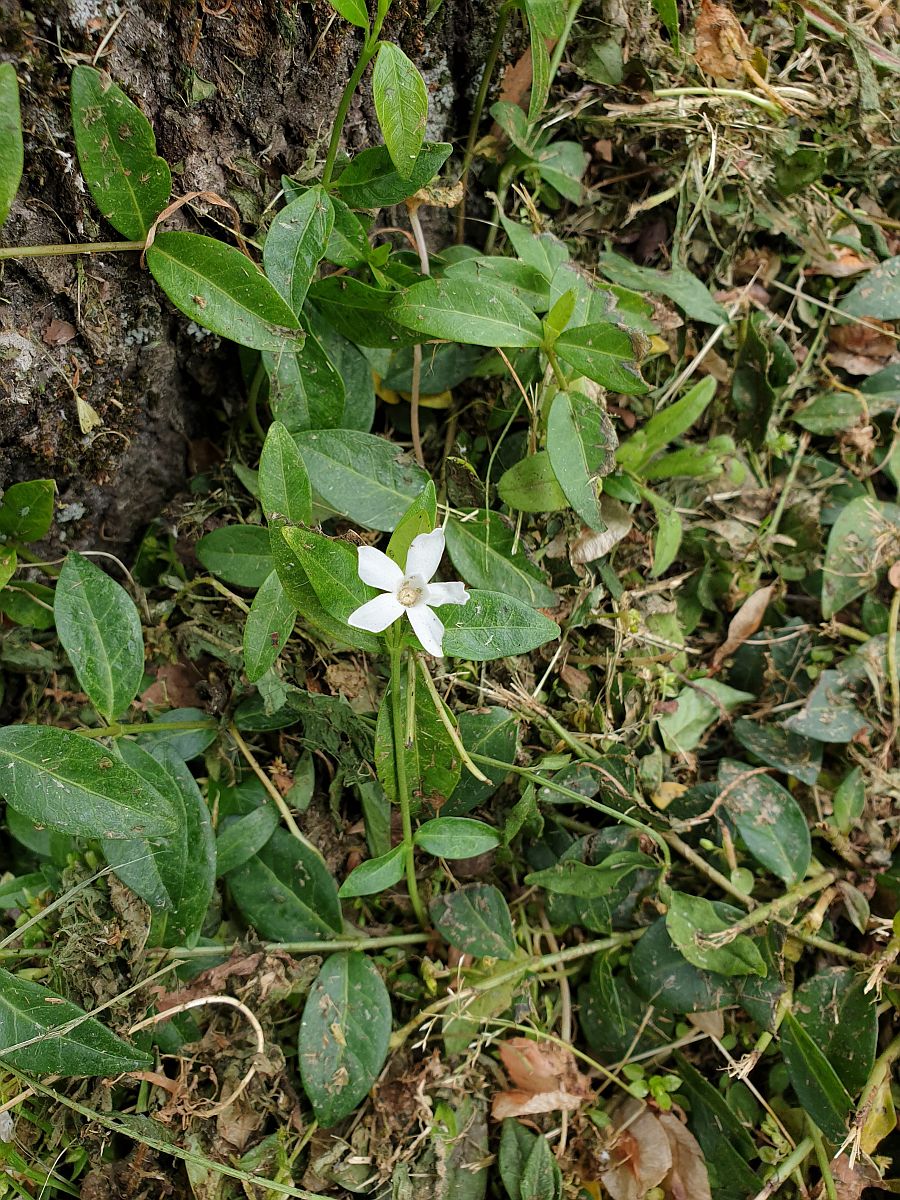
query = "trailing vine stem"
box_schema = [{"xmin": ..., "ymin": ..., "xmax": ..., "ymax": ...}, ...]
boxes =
[{"xmin": 390, "ymin": 631, "xmax": 429, "ymax": 930}]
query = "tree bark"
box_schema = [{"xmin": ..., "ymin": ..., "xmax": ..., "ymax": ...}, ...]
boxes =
[{"xmin": 0, "ymin": 0, "xmax": 494, "ymax": 551}]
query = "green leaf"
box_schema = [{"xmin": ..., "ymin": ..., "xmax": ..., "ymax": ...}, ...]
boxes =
[
  {"xmin": 338, "ymin": 844, "xmax": 406, "ymax": 897},
  {"xmin": 0, "ymin": 547, "xmax": 16, "ymax": 591},
  {"xmin": 324, "ymin": 0, "xmax": 370, "ymax": 28},
  {"xmin": 598, "ymin": 250, "xmax": 728, "ymax": 326},
  {"xmin": 648, "ymin": 494, "xmax": 682, "ymax": 578},
  {"xmin": 629, "ymin": 918, "xmax": 739, "ymax": 1015},
  {"xmin": 294, "ymin": 428, "xmax": 430, "ymax": 531},
  {"xmin": 104, "ymin": 743, "xmax": 215, "ymax": 947},
  {"xmin": 536, "ymin": 141, "xmax": 587, "ymax": 203},
  {"xmin": 526, "ymin": 5, "xmax": 551, "ymax": 120},
  {"xmin": 0, "ymin": 968, "xmax": 151, "ymax": 1076},
  {"xmin": 263, "ymin": 327, "xmax": 345, "ymax": 432},
  {"xmin": 390, "ymin": 277, "xmax": 545, "ymax": 348},
  {"xmin": 444, "ymin": 255, "xmax": 551, "ymax": 311},
  {"xmin": 215, "ymin": 804, "xmax": 280, "ymax": 877},
  {"xmin": 259, "ymin": 421, "xmax": 312, "ymax": 525},
  {"xmin": 242, "ymin": 570, "xmax": 297, "ymax": 683},
  {"xmin": 263, "ymin": 186, "xmax": 333, "ymax": 313},
  {"xmin": 794, "ymin": 967, "xmax": 877, "ymax": 1096},
  {"xmin": 228, "ymin": 827, "xmax": 342, "ymax": 940},
  {"xmin": 299, "ymin": 952, "xmax": 391, "ymax": 1126},
  {"xmin": 547, "ymin": 391, "xmax": 618, "ymax": 529},
  {"xmin": 556, "ymin": 326, "xmax": 648, "ymax": 400},
  {"xmin": 731, "ymin": 313, "xmax": 786, "ymax": 450},
  {"xmin": 499, "ymin": 214, "xmax": 569, "ymax": 279},
  {"xmin": 821, "ymin": 496, "xmax": 900, "ymax": 618},
  {"xmin": 526, "ymin": 851, "xmax": 658, "ymax": 899},
  {"xmin": 133, "ymin": 708, "xmax": 217, "ymax": 762},
  {"xmin": 732, "ymin": 719, "xmax": 821, "ymax": 786},
  {"xmin": 444, "ymin": 708, "xmax": 518, "ymax": 817},
  {"xmin": 666, "ymin": 892, "xmax": 767, "ymax": 977},
  {"xmin": 674, "ymin": 1056, "xmax": 760, "ymax": 1200},
  {"xmin": 617, "ymin": 377, "xmax": 717, "ymax": 470},
  {"xmin": 335, "ymin": 142, "xmax": 451, "ymax": 208},
  {"xmin": 794, "ymin": 391, "xmax": 867, "ymax": 435},
  {"xmin": 500, "ymin": 1119, "xmax": 537, "ymax": 1200},
  {"xmin": 0, "ymin": 64, "xmax": 24, "ymax": 229},
  {"xmin": 718, "ymin": 759, "xmax": 811, "ymax": 885},
  {"xmin": 324, "ymin": 194, "xmax": 373, "ymax": 267},
  {"xmin": 54, "ymin": 552, "xmax": 144, "ymax": 721},
  {"xmin": 373, "ymin": 42, "xmax": 428, "ymax": 177},
  {"xmin": 308, "ymin": 274, "xmax": 417, "ymax": 348},
  {"xmin": 196, "ymin": 525, "xmax": 273, "ymax": 588},
  {"xmin": 0, "ymin": 580, "xmax": 55, "ymax": 630},
  {"xmin": 656, "ymin": 680, "xmax": 753, "ymax": 753},
  {"xmin": 376, "ymin": 672, "xmax": 461, "ymax": 808},
  {"xmin": 832, "ymin": 766, "xmax": 865, "ymax": 833},
  {"xmin": 146, "ymin": 231, "xmax": 300, "ymax": 351},
  {"xmin": 784, "ymin": 670, "xmax": 870, "ymax": 744},
  {"xmin": 521, "ymin": 1133, "xmax": 562, "ymax": 1200},
  {"xmin": 281, "ymin": 526, "xmax": 371, "ymax": 624},
  {"xmin": 429, "ymin": 883, "xmax": 517, "ymax": 959},
  {"xmin": 497, "ymin": 452, "xmax": 568, "ymax": 512},
  {"xmin": 0, "ymin": 725, "xmax": 176, "ymax": 840},
  {"xmin": 387, "ymin": 481, "xmax": 437, "ymax": 567},
  {"xmin": 780, "ymin": 1012, "xmax": 853, "ymax": 1141},
  {"xmin": 651, "ymin": 0, "xmax": 680, "ymax": 49},
  {"xmin": 442, "ymin": 590, "xmax": 560, "ymax": 661},
  {"xmin": 839, "ymin": 255, "xmax": 900, "ymax": 321},
  {"xmin": 444, "ymin": 512, "xmax": 556, "ymax": 608},
  {"xmin": 270, "ymin": 526, "xmax": 380, "ymax": 652},
  {"xmin": 70, "ymin": 65, "xmax": 171, "ymax": 240},
  {"xmin": 415, "ymin": 817, "xmax": 500, "ymax": 859},
  {"xmin": 0, "ymin": 479, "xmax": 55, "ymax": 542}
]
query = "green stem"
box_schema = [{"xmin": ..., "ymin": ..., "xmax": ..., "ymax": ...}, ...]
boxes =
[
  {"xmin": 246, "ymin": 359, "xmax": 267, "ymax": 443},
  {"xmin": 456, "ymin": 1, "xmax": 512, "ymax": 243},
  {"xmin": 0, "ymin": 239, "xmax": 145, "ymax": 260},
  {"xmin": 698, "ymin": 871, "xmax": 837, "ymax": 948},
  {"xmin": 545, "ymin": 346, "xmax": 569, "ymax": 393},
  {"xmin": 390, "ymin": 634, "xmax": 428, "ymax": 929},
  {"xmin": 417, "ymin": 658, "xmax": 490, "ymax": 782},
  {"xmin": 545, "ymin": 0, "xmax": 584, "ymax": 87},
  {"xmin": 751, "ymin": 1138, "xmax": 814, "ymax": 1200},
  {"xmin": 321, "ymin": 7, "xmax": 388, "ymax": 188},
  {"xmin": 165, "ymin": 932, "xmax": 429, "ymax": 958},
  {"xmin": 808, "ymin": 1121, "xmax": 837, "ymax": 1200}
]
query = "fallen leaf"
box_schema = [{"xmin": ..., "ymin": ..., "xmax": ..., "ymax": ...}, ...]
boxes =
[
  {"xmin": 686, "ymin": 1010, "xmax": 725, "ymax": 1039},
  {"xmin": 806, "ymin": 247, "xmax": 874, "ymax": 278},
  {"xmin": 498, "ymin": 1037, "xmax": 589, "ymax": 1096},
  {"xmin": 828, "ymin": 351, "xmax": 895, "ymax": 377},
  {"xmin": 829, "ymin": 319, "xmax": 896, "ymax": 360},
  {"xmin": 651, "ymin": 781, "xmax": 688, "ymax": 810},
  {"xmin": 658, "ymin": 1112, "xmax": 712, "ymax": 1200},
  {"xmin": 570, "ymin": 500, "xmax": 633, "ymax": 564},
  {"xmin": 601, "ymin": 1100, "xmax": 673, "ymax": 1200},
  {"xmin": 141, "ymin": 662, "xmax": 203, "ymax": 709},
  {"xmin": 42, "ymin": 318, "xmax": 77, "ymax": 346},
  {"xmin": 694, "ymin": 0, "xmax": 753, "ymax": 81},
  {"xmin": 560, "ymin": 664, "xmax": 592, "ymax": 699},
  {"xmin": 76, "ymin": 395, "xmax": 102, "ymax": 434},
  {"xmin": 830, "ymin": 1155, "xmax": 883, "ymax": 1200},
  {"xmin": 492, "ymin": 1087, "xmax": 585, "ymax": 1120},
  {"xmin": 711, "ymin": 584, "xmax": 774, "ymax": 669}
]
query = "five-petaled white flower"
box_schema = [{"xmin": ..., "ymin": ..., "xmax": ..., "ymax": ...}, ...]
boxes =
[{"xmin": 347, "ymin": 528, "xmax": 469, "ymax": 656}]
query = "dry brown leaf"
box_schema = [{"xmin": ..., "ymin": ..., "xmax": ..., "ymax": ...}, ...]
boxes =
[
  {"xmin": 570, "ymin": 500, "xmax": 633, "ymax": 564},
  {"xmin": 42, "ymin": 318, "xmax": 77, "ymax": 346},
  {"xmin": 491, "ymin": 1087, "xmax": 585, "ymax": 1120},
  {"xmin": 141, "ymin": 662, "xmax": 203, "ymax": 709},
  {"xmin": 830, "ymin": 319, "xmax": 896, "ymax": 360},
  {"xmin": 829, "ymin": 1154, "xmax": 883, "ymax": 1200},
  {"xmin": 658, "ymin": 1112, "xmax": 712, "ymax": 1200},
  {"xmin": 560, "ymin": 664, "xmax": 592, "ymax": 699},
  {"xmin": 806, "ymin": 247, "xmax": 874, "ymax": 278},
  {"xmin": 687, "ymin": 1010, "xmax": 725, "ymax": 1038},
  {"xmin": 499, "ymin": 1037, "xmax": 589, "ymax": 1096},
  {"xmin": 694, "ymin": 0, "xmax": 752, "ymax": 81},
  {"xmin": 711, "ymin": 584, "xmax": 774, "ymax": 668},
  {"xmin": 601, "ymin": 1100, "xmax": 673, "ymax": 1200},
  {"xmin": 828, "ymin": 350, "xmax": 896, "ymax": 377}
]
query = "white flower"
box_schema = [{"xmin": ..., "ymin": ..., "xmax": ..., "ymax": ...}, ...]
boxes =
[{"xmin": 347, "ymin": 528, "xmax": 469, "ymax": 656}]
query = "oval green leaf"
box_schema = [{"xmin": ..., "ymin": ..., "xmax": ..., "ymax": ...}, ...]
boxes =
[
  {"xmin": 242, "ymin": 570, "xmax": 297, "ymax": 684},
  {"xmin": 666, "ymin": 892, "xmax": 767, "ymax": 978},
  {"xmin": 70, "ymin": 65, "xmax": 171, "ymax": 240},
  {"xmin": 0, "ymin": 479, "xmax": 56, "ymax": 542},
  {"xmin": 227, "ymin": 827, "xmax": 342, "ymax": 941},
  {"xmin": 441, "ymin": 590, "xmax": 560, "ymax": 662},
  {"xmin": 547, "ymin": 391, "xmax": 618, "ymax": 530},
  {"xmin": 414, "ymin": 817, "xmax": 500, "ymax": 859},
  {"xmin": 373, "ymin": 42, "xmax": 428, "ymax": 178},
  {"xmin": 54, "ymin": 552, "xmax": 144, "ymax": 721},
  {"xmin": 429, "ymin": 883, "xmax": 517, "ymax": 959},
  {"xmin": 497, "ymin": 452, "xmax": 568, "ymax": 513},
  {"xmin": 444, "ymin": 512, "xmax": 557, "ymax": 608},
  {"xmin": 263, "ymin": 186, "xmax": 333, "ymax": 313},
  {"xmin": 335, "ymin": 142, "xmax": 451, "ymax": 208},
  {"xmin": 147, "ymin": 231, "xmax": 300, "ymax": 351},
  {"xmin": 0, "ymin": 64, "xmax": 23, "ymax": 228},
  {"xmin": 196, "ymin": 525, "xmax": 273, "ymax": 588},
  {"xmin": 554, "ymin": 322, "xmax": 647, "ymax": 394},
  {"xmin": 259, "ymin": 421, "xmax": 312, "ymax": 525},
  {"xmin": 718, "ymin": 759, "xmax": 811, "ymax": 886},
  {"xmin": 391, "ymin": 276, "xmax": 544, "ymax": 349},
  {"xmin": 338, "ymin": 844, "xmax": 406, "ymax": 897}
]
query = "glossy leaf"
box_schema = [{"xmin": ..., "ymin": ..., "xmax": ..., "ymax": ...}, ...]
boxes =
[
  {"xmin": 666, "ymin": 892, "xmax": 767, "ymax": 977},
  {"xmin": 387, "ymin": 481, "xmax": 437, "ymax": 567},
  {"xmin": 497, "ymin": 452, "xmax": 568, "ymax": 513},
  {"xmin": 0, "ymin": 64, "xmax": 23, "ymax": 228},
  {"xmin": 373, "ymin": 42, "xmax": 428, "ymax": 177},
  {"xmin": 780, "ymin": 1012, "xmax": 853, "ymax": 1141},
  {"xmin": 147, "ymin": 231, "xmax": 300, "ymax": 351},
  {"xmin": 104, "ymin": 743, "xmax": 215, "ymax": 947},
  {"xmin": 629, "ymin": 918, "xmax": 739, "ymax": 1015},
  {"xmin": 228, "ymin": 827, "xmax": 342, "ymax": 941},
  {"xmin": 215, "ymin": 804, "xmax": 280, "ymax": 877},
  {"xmin": 547, "ymin": 391, "xmax": 618, "ymax": 529},
  {"xmin": 263, "ymin": 186, "xmax": 333, "ymax": 313},
  {"xmin": 0, "ymin": 968, "xmax": 151, "ymax": 1076},
  {"xmin": 70, "ymin": 65, "xmax": 171, "ymax": 239},
  {"xmin": 444, "ymin": 707, "xmax": 518, "ymax": 817},
  {"xmin": 821, "ymin": 496, "xmax": 900, "ymax": 617},
  {"xmin": 242, "ymin": 570, "xmax": 297, "ymax": 683},
  {"xmin": 259, "ymin": 421, "xmax": 312, "ymax": 525},
  {"xmin": 196, "ymin": 525, "xmax": 273, "ymax": 588},
  {"xmin": 376, "ymin": 672, "xmax": 461, "ymax": 808},
  {"xmin": 391, "ymin": 277, "xmax": 545, "ymax": 348},
  {"xmin": 554, "ymin": 323, "xmax": 648, "ymax": 394},
  {"xmin": 335, "ymin": 142, "xmax": 451, "ymax": 208},
  {"xmin": 429, "ymin": 883, "xmax": 517, "ymax": 959},
  {"xmin": 718, "ymin": 759, "xmax": 811, "ymax": 886},
  {"xmin": 324, "ymin": 0, "xmax": 369, "ymax": 27},
  {"xmin": 0, "ymin": 725, "xmax": 176, "ymax": 840},
  {"xmin": 415, "ymin": 817, "xmax": 500, "ymax": 859},
  {"xmin": 793, "ymin": 968, "xmax": 877, "ymax": 1095},
  {"xmin": 445, "ymin": 511, "xmax": 557, "ymax": 608},
  {"xmin": 441, "ymin": 590, "xmax": 560, "ymax": 661},
  {"xmin": 0, "ymin": 480, "xmax": 54, "ymax": 543},
  {"xmin": 54, "ymin": 552, "xmax": 144, "ymax": 721},
  {"xmin": 299, "ymin": 952, "xmax": 391, "ymax": 1126},
  {"xmin": 281, "ymin": 526, "xmax": 371, "ymax": 624},
  {"xmin": 263, "ymin": 329, "xmax": 345, "ymax": 432},
  {"xmin": 294, "ymin": 428, "xmax": 429, "ymax": 531},
  {"xmin": 338, "ymin": 844, "xmax": 406, "ymax": 897}
]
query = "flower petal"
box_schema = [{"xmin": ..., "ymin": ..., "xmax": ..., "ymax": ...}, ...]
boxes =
[
  {"xmin": 407, "ymin": 603, "xmax": 445, "ymax": 657},
  {"xmin": 357, "ymin": 545, "xmax": 403, "ymax": 591},
  {"xmin": 405, "ymin": 528, "xmax": 445, "ymax": 583},
  {"xmin": 426, "ymin": 581, "xmax": 469, "ymax": 607},
  {"xmin": 347, "ymin": 592, "xmax": 404, "ymax": 633}
]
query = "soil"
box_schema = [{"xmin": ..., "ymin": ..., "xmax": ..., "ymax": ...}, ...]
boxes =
[{"xmin": 0, "ymin": 0, "xmax": 500, "ymax": 552}]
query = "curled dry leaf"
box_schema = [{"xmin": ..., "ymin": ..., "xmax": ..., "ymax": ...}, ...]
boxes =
[
  {"xmin": 601, "ymin": 1099, "xmax": 673, "ymax": 1200},
  {"xmin": 491, "ymin": 1037, "xmax": 592, "ymax": 1120},
  {"xmin": 830, "ymin": 1154, "xmax": 883, "ymax": 1200},
  {"xmin": 694, "ymin": 0, "xmax": 750, "ymax": 80},
  {"xmin": 570, "ymin": 498, "xmax": 633, "ymax": 564},
  {"xmin": 658, "ymin": 1112, "xmax": 712, "ymax": 1200},
  {"xmin": 711, "ymin": 584, "xmax": 774, "ymax": 669}
]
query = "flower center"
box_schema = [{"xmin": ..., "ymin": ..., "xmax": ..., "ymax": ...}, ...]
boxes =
[{"xmin": 397, "ymin": 577, "xmax": 424, "ymax": 607}]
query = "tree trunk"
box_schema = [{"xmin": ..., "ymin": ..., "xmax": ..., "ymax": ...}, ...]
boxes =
[{"xmin": 0, "ymin": 0, "xmax": 494, "ymax": 551}]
